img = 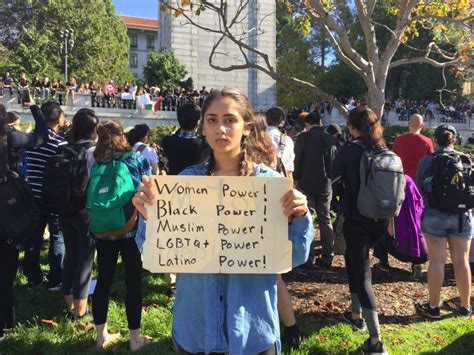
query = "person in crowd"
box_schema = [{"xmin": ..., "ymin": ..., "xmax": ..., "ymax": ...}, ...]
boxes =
[
  {"xmin": 42, "ymin": 77, "xmax": 51, "ymax": 98},
  {"xmin": 65, "ymin": 77, "xmax": 77, "ymax": 103},
  {"xmin": 127, "ymin": 123, "xmax": 159, "ymax": 175},
  {"xmin": 326, "ymin": 123, "xmax": 343, "ymax": 148},
  {"xmin": 23, "ymin": 102, "xmax": 67, "ymax": 290},
  {"xmin": 132, "ymin": 87, "xmax": 313, "ymax": 354},
  {"xmin": 89, "ymin": 80, "xmax": 98, "ymax": 108},
  {"xmin": 135, "ymin": 85, "xmax": 153, "ymax": 110},
  {"xmin": 332, "ymin": 107, "xmax": 389, "ymax": 355},
  {"xmin": 0, "ymin": 100, "xmax": 49, "ymax": 340},
  {"xmin": 289, "ymin": 112, "xmax": 308, "ymax": 142},
  {"xmin": 161, "ymin": 103, "xmax": 205, "ymax": 175},
  {"xmin": 294, "ymin": 111, "xmax": 338, "ymax": 269},
  {"xmin": 393, "ymin": 114, "xmax": 433, "ymax": 180},
  {"xmin": 59, "ymin": 108, "xmax": 98, "ymax": 321},
  {"xmin": 56, "ymin": 80, "xmax": 67, "ymax": 106},
  {"xmin": 32, "ymin": 76, "xmax": 42, "ymax": 98},
  {"xmin": 254, "ymin": 112, "xmax": 302, "ymax": 349},
  {"xmin": 90, "ymin": 120, "xmax": 152, "ymax": 351},
  {"xmin": 468, "ymin": 133, "xmax": 474, "ymax": 145},
  {"xmin": 50, "ymin": 78, "xmax": 59, "ymax": 99},
  {"xmin": 265, "ymin": 107, "xmax": 295, "ymax": 180},
  {"xmin": 17, "ymin": 73, "xmax": 29, "ymax": 104},
  {"xmin": 415, "ymin": 124, "xmax": 472, "ymax": 318},
  {"xmin": 2, "ymin": 72, "xmax": 13, "ymax": 97}
]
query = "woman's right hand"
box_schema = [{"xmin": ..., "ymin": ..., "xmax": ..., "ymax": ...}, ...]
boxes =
[{"xmin": 132, "ymin": 175, "xmax": 156, "ymax": 220}]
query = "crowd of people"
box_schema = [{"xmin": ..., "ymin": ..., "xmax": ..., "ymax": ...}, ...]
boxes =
[
  {"xmin": 1, "ymin": 72, "xmax": 212, "ymax": 112},
  {"xmin": 0, "ymin": 87, "xmax": 473, "ymax": 354}
]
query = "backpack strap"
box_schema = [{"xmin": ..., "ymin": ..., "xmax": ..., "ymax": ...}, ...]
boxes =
[{"xmin": 136, "ymin": 144, "xmax": 147, "ymax": 154}]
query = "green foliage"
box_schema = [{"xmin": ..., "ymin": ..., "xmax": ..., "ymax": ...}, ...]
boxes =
[
  {"xmin": 383, "ymin": 125, "xmax": 434, "ymax": 149},
  {"xmin": 320, "ymin": 63, "xmax": 367, "ymax": 100},
  {"xmin": 275, "ymin": 2, "xmax": 321, "ymax": 107},
  {"xmin": 1, "ymin": 0, "xmax": 133, "ymax": 84},
  {"xmin": 143, "ymin": 50, "xmax": 188, "ymax": 89},
  {"xmin": 149, "ymin": 125, "xmax": 176, "ymax": 145}
]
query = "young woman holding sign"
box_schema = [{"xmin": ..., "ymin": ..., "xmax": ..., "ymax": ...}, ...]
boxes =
[{"xmin": 133, "ymin": 88, "xmax": 313, "ymax": 354}]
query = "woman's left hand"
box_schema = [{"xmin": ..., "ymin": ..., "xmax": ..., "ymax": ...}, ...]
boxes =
[{"xmin": 280, "ymin": 189, "xmax": 309, "ymax": 218}]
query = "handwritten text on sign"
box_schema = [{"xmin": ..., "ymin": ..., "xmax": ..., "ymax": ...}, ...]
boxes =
[{"xmin": 143, "ymin": 176, "xmax": 293, "ymax": 274}]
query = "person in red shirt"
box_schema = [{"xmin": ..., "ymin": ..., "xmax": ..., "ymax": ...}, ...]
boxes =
[{"xmin": 393, "ymin": 114, "xmax": 434, "ymax": 179}]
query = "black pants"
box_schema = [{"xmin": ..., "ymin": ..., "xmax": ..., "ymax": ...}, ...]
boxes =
[
  {"xmin": 0, "ymin": 242, "xmax": 19, "ymax": 335},
  {"xmin": 175, "ymin": 340, "xmax": 276, "ymax": 355},
  {"xmin": 60, "ymin": 211, "xmax": 95, "ymax": 299},
  {"xmin": 92, "ymin": 237, "xmax": 142, "ymax": 330},
  {"xmin": 343, "ymin": 218, "xmax": 386, "ymax": 311}
]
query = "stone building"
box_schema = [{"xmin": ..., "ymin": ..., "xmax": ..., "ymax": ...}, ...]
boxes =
[
  {"xmin": 158, "ymin": 1, "xmax": 276, "ymax": 111},
  {"xmin": 120, "ymin": 15, "xmax": 159, "ymax": 80}
]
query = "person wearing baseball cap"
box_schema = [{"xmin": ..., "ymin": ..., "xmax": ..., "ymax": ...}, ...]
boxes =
[{"xmin": 415, "ymin": 124, "xmax": 472, "ymax": 319}]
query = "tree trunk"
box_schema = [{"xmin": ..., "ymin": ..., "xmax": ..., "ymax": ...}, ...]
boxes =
[{"xmin": 367, "ymin": 87, "xmax": 385, "ymax": 121}]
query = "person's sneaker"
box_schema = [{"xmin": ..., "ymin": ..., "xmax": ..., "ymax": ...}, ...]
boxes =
[
  {"xmin": 46, "ymin": 282, "xmax": 62, "ymax": 291},
  {"xmin": 457, "ymin": 306, "xmax": 472, "ymax": 317},
  {"xmin": 359, "ymin": 337, "xmax": 388, "ymax": 355},
  {"xmin": 343, "ymin": 311, "xmax": 366, "ymax": 331},
  {"xmin": 376, "ymin": 262, "xmax": 390, "ymax": 273},
  {"xmin": 412, "ymin": 264, "xmax": 423, "ymax": 278},
  {"xmin": 415, "ymin": 302, "xmax": 441, "ymax": 320},
  {"xmin": 314, "ymin": 256, "xmax": 333, "ymax": 269}
]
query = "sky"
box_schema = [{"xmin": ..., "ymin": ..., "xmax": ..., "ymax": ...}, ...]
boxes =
[{"xmin": 112, "ymin": 0, "xmax": 158, "ymax": 19}]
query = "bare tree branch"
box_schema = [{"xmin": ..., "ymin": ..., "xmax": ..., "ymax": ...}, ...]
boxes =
[
  {"xmin": 389, "ymin": 42, "xmax": 467, "ymax": 69},
  {"xmin": 308, "ymin": 0, "xmax": 371, "ymax": 72}
]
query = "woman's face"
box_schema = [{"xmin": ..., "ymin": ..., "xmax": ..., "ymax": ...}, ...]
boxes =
[{"xmin": 203, "ymin": 97, "xmax": 250, "ymax": 157}]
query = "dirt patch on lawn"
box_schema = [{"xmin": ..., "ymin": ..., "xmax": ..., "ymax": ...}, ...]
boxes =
[{"xmin": 283, "ymin": 228, "xmax": 472, "ymax": 325}]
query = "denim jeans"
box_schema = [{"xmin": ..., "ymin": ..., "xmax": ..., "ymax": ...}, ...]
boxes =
[{"xmin": 23, "ymin": 209, "xmax": 65, "ymax": 285}]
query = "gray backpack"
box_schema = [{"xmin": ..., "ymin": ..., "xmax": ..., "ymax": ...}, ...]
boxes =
[{"xmin": 355, "ymin": 141, "xmax": 406, "ymax": 219}]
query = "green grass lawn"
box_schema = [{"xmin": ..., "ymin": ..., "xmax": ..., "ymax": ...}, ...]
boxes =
[{"xmin": 1, "ymin": 244, "xmax": 473, "ymax": 354}]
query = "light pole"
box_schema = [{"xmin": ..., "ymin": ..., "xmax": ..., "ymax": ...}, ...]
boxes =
[{"xmin": 57, "ymin": 29, "xmax": 74, "ymax": 82}]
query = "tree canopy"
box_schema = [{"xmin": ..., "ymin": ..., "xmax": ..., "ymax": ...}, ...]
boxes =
[
  {"xmin": 161, "ymin": 0, "xmax": 473, "ymax": 117},
  {"xmin": 0, "ymin": 0, "xmax": 132, "ymax": 84},
  {"xmin": 143, "ymin": 50, "xmax": 188, "ymax": 89}
]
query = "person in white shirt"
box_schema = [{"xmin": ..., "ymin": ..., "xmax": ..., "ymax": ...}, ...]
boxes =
[
  {"xmin": 265, "ymin": 106, "xmax": 295, "ymax": 179},
  {"xmin": 127, "ymin": 124, "xmax": 159, "ymax": 174}
]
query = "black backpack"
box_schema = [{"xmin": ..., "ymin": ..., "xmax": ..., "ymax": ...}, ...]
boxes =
[
  {"xmin": 0, "ymin": 134, "xmax": 39, "ymax": 245},
  {"xmin": 423, "ymin": 150, "xmax": 474, "ymax": 214},
  {"xmin": 42, "ymin": 142, "xmax": 92, "ymax": 216}
]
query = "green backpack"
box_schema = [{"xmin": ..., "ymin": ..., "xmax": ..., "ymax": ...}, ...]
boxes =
[{"xmin": 86, "ymin": 152, "xmax": 137, "ymax": 237}]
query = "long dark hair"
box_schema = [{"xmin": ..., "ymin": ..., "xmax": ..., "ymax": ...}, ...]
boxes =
[
  {"xmin": 348, "ymin": 107, "xmax": 386, "ymax": 149},
  {"xmin": 127, "ymin": 124, "xmax": 150, "ymax": 146},
  {"xmin": 199, "ymin": 87, "xmax": 268, "ymax": 176},
  {"xmin": 69, "ymin": 108, "xmax": 98, "ymax": 143}
]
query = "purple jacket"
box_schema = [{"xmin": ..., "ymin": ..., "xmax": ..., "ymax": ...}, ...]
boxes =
[{"xmin": 394, "ymin": 175, "xmax": 428, "ymax": 257}]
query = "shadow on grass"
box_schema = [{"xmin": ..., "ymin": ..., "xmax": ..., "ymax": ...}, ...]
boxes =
[
  {"xmin": 420, "ymin": 332, "xmax": 474, "ymax": 355},
  {"xmin": 1, "ymin": 334, "xmax": 175, "ymax": 354}
]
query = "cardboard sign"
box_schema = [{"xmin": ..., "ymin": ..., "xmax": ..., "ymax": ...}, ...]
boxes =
[{"xmin": 143, "ymin": 176, "xmax": 293, "ymax": 274}]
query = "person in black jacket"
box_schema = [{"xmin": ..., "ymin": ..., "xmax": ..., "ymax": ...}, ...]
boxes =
[
  {"xmin": 161, "ymin": 103, "xmax": 205, "ymax": 175},
  {"xmin": 294, "ymin": 111, "xmax": 338, "ymax": 268},
  {"xmin": 0, "ymin": 100, "xmax": 48, "ymax": 340},
  {"xmin": 331, "ymin": 107, "xmax": 388, "ymax": 355}
]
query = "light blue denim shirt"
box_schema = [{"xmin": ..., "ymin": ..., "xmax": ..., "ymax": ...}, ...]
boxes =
[
  {"xmin": 136, "ymin": 164, "xmax": 314, "ymax": 355},
  {"xmin": 136, "ymin": 163, "xmax": 313, "ymax": 354}
]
